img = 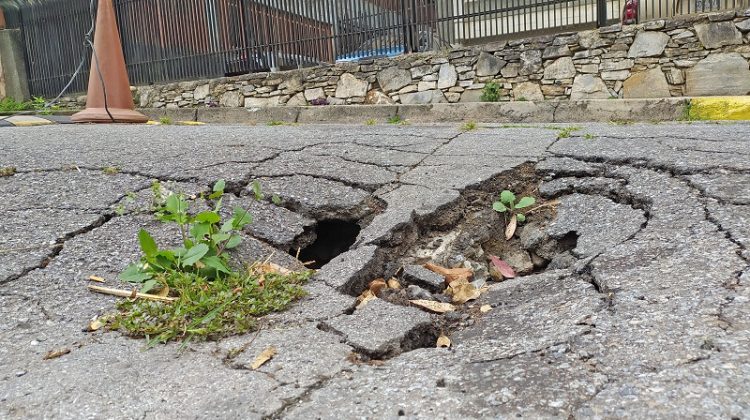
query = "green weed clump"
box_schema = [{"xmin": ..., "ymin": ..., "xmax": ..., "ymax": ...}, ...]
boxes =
[
  {"xmin": 0, "ymin": 96, "xmax": 58, "ymax": 114},
  {"xmin": 111, "ymin": 179, "xmax": 310, "ymax": 345},
  {"xmin": 461, "ymin": 120, "xmax": 478, "ymax": 131},
  {"xmin": 481, "ymin": 82, "xmax": 502, "ymax": 102}
]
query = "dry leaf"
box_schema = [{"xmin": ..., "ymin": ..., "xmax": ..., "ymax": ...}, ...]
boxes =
[
  {"xmin": 423, "ymin": 263, "xmax": 473, "ymax": 285},
  {"xmin": 256, "ymin": 262, "xmax": 292, "ymax": 276},
  {"xmin": 369, "ymin": 278, "xmax": 387, "ymax": 296},
  {"xmin": 156, "ymin": 285, "xmax": 170, "ymax": 298},
  {"xmin": 436, "ymin": 335, "xmax": 452, "ymax": 348},
  {"xmin": 88, "ymin": 275, "xmax": 105, "ymax": 283},
  {"xmin": 250, "ymin": 347, "xmax": 277, "ymax": 370},
  {"xmin": 84, "ymin": 319, "xmax": 103, "ymax": 332},
  {"xmin": 356, "ymin": 289, "xmax": 377, "ymax": 309},
  {"xmin": 480, "ymin": 305, "xmax": 492, "ymax": 313},
  {"xmin": 387, "ymin": 278, "xmax": 401, "ymax": 289},
  {"xmin": 505, "ymin": 215, "xmax": 517, "ymax": 240},
  {"xmin": 43, "ymin": 348, "xmax": 71, "ymax": 360},
  {"xmin": 410, "ymin": 300, "xmax": 456, "ymax": 314},
  {"xmin": 490, "ymin": 255, "xmax": 516, "ymax": 279},
  {"xmin": 449, "ymin": 283, "xmax": 481, "ymax": 304}
]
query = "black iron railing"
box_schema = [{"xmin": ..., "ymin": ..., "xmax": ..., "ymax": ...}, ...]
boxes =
[{"xmin": 3, "ymin": 0, "xmax": 748, "ymax": 97}]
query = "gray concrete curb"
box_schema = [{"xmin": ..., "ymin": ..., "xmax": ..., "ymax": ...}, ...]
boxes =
[{"xmin": 138, "ymin": 98, "xmax": 691, "ymax": 125}]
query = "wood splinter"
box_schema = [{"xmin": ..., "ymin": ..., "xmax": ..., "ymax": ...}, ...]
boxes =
[{"xmin": 87, "ymin": 285, "xmax": 176, "ymax": 303}]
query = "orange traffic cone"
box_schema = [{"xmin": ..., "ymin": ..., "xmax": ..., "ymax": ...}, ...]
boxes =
[{"xmin": 72, "ymin": 0, "xmax": 147, "ymax": 123}]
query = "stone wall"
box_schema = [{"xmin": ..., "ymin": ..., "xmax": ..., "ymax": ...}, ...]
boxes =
[{"xmin": 59, "ymin": 10, "xmax": 750, "ymax": 109}]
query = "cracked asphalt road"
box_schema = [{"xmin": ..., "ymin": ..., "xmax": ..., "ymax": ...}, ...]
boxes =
[{"xmin": 1, "ymin": 122, "xmax": 749, "ymax": 419}]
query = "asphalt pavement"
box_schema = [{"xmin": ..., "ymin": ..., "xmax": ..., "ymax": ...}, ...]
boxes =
[{"xmin": 1, "ymin": 122, "xmax": 749, "ymax": 418}]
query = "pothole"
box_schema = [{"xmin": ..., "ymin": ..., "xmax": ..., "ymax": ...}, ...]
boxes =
[
  {"xmin": 341, "ymin": 163, "xmax": 586, "ymax": 355},
  {"xmin": 290, "ymin": 219, "xmax": 361, "ymax": 269}
]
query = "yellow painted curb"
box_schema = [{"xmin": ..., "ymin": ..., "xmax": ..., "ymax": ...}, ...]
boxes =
[
  {"xmin": 176, "ymin": 121, "xmax": 206, "ymax": 126},
  {"xmin": 9, "ymin": 120, "xmax": 55, "ymax": 127},
  {"xmin": 689, "ymin": 97, "xmax": 750, "ymax": 121}
]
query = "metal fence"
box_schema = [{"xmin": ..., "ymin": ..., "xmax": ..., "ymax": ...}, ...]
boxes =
[{"xmin": 4, "ymin": 0, "xmax": 749, "ymax": 97}]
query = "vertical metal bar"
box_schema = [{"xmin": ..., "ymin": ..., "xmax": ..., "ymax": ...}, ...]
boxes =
[{"xmin": 597, "ymin": 0, "xmax": 608, "ymax": 26}]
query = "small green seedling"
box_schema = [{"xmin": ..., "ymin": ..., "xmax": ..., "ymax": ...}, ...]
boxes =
[
  {"xmin": 492, "ymin": 190, "xmax": 536, "ymax": 223},
  {"xmin": 159, "ymin": 116, "xmax": 173, "ymax": 125},
  {"xmin": 251, "ymin": 180, "xmax": 264, "ymax": 201},
  {"xmin": 267, "ymin": 120, "xmax": 285, "ymax": 126},
  {"xmin": 271, "ymin": 194, "xmax": 282, "ymax": 206},
  {"xmin": 583, "ymin": 133, "xmax": 596, "ymax": 140},
  {"xmin": 102, "ymin": 166, "xmax": 120, "ymax": 175},
  {"xmin": 461, "ymin": 121, "xmax": 478, "ymax": 131},
  {"xmin": 365, "ymin": 119, "xmax": 377, "ymax": 126}
]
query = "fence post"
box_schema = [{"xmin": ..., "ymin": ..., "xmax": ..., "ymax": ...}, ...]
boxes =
[
  {"xmin": 597, "ymin": 0, "xmax": 609, "ymax": 27},
  {"xmin": 0, "ymin": 27, "xmax": 31, "ymax": 100}
]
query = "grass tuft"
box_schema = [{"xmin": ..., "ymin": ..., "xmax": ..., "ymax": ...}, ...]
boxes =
[{"xmin": 110, "ymin": 266, "xmax": 311, "ymax": 345}]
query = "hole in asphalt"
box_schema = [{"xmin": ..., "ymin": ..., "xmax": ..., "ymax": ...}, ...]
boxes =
[
  {"xmin": 351, "ymin": 164, "xmax": 585, "ymax": 336},
  {"xmin": 291, "ymin": 219, "xmax": 361, "ymax": 269}
]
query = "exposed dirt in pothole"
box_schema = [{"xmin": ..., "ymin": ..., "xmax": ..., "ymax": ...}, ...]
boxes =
[{"xmin": 346, "ymin": 163, "xmax": 583, "ymax": 352}]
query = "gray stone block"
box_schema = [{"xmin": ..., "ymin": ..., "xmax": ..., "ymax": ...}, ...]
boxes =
[{"xmin": 402, "ymin": 264, "xmax": 445, "ymax": 292}]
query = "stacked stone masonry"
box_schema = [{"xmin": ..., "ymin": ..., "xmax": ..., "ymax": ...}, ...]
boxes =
[{"xmin": 60, "ymin": 10, "xmax": 750, "ymax": 109}]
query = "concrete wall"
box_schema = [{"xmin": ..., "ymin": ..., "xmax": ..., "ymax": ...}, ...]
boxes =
[
  {"xmin": 58, "ymin": 9, "xmax": 750, "ymax": 109},
  {"xmin": 0, "ymin": 29, "xmax": 30, "ymax": 101}
]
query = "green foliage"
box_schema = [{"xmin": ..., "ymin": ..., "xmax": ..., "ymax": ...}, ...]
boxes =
[
  {"xmin": 364, "ymin": 119, "xmax": 377, "ymax": 126},
  {"xmin": 681, "ymin": 102, "xmax": 694, "ymax": 121},
  {"xmin": 556, "ymin": 126, "xmax": 582, "ymax": 139},
  {"xmin": 102, "ymin": 166, "xmax": 120, "ymax": 175},
  {"xmin": 111, "ymin": 267, "xmax": 310, "ymax": 344},
  {"xmin": 583, "ymin": 133, "xmax": 596, "ymax": 140},
  {"xmin": 251, "ymin": 180, "xmax": 264, "ymax": 201},
  {"xmin": 0, "ymin": 97, "xmax": 32, "ymax": 112},
  {"xmin": 271, "ymin": 194, "xmax": 282, "ymax": 206},
  {"xmin": 387, "ymin": 115, "xmax": 402, "ymax": 125},
  {"xmin": 481, "ymin": 82, "xmax": 502, "ymax": 102},
  {"xmin": 159, "ymin": 116, "xmax": 173, "ymax": 125},
  {"xmin": 0, "ymin": 96, "xmax": 57, "ymax": 114},
  {"xmin": 120, "ymin": 179, "xmax": 252, "ymax": 293},
  {"xmin": 0, "ymin": 166, "xmax": 17, "ymax": 177},
  {"xmin": 492, "ymin": 190, "xmax": 536, "ymax": 223},
  {"xmin": 267, "ymin": 120, "xmax": 286, "ymax": 126},
  {"xmin": 461, "ymin": 120, "xmax": 478, "ymax": 131},
  {"xmin": 112, "ymin": 178, "xmax": 312, "ymax": 344}
]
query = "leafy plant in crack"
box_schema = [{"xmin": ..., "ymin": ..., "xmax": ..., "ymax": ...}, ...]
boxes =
[
  {"xmin": 0, "ymin": 166, "xmax": 17, "ymax": 177},
  {"xmin": 102, "ymin": 166, "xmax": 120, "ymax": 175},
  {"xmin": 493, "ymin": 190, "xmax": 535, "ymax": 239},
  {"xmin": 159, "ymin": 116, "xmax": 173, "ymax": 125},
  {"xmin": 110, "ymin": 179, "xmax": 311, "ymax": 345},
  {"xmin": 120, "ymin": 179, "xmax": 252, "ymax": 293},
  {"xmin": 251, "ymin": 180, "xmax": 264, "ymax": 201},
  {"xmin": 364, "ymin": 119, "xmax": 377, "ymax": 126},
  {"xmin": 115, "ymin": 192, "xmax": 137, "ymax": 216},
  {"xmin": 271, "ymin": 194, "xmax": 282, "ymax": 206},
  {"xmin": 387, "ymin": 115, "xmax": 403, "ymax": 125},
  {"xmin": 150, "ymin": 180, "xmax": 168, "ymax": 211}
]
